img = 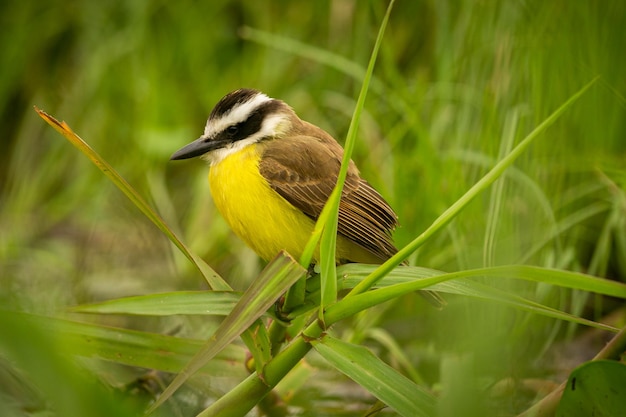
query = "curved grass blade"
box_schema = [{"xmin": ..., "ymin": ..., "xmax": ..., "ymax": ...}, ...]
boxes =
[
  {"xmin": 239, "ymin": 26, "xmax": 382, "ymax": 92},
  {"xmin": 311, "ymin": 334, "xmax": 436, "ymax": 417},
  {"xmin": 34, "ymin": 107, "xmax": 229, "ymax": 291},
  {"xmin": 316, "ymin": 0, "xmax": 396, "ymax": 317},
  {"xmin": 0, "ymin": 311, "xmax": 139, "ymax": 417},
  {"xmin": 4, "ymin": 311, "xmax": 245, "ymax": 376},
  {"xmin": 338, "ymin": 264, "xmax": 626, "ymax": 299},
  {"xmin": 70, "ymin": 291, "xmax": 243, "ymax": 317},
  {"xmin": 148, "ymin": 252, "xmax": 305, "ymax": 413},
  {"xmin": 328, "ymin": 264, "xmax": 623, "ymax": 332}
]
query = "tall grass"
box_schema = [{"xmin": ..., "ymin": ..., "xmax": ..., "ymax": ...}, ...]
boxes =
[{"xmin": 1, "ymin": 1, "xmax": 625, "ymax": 416}]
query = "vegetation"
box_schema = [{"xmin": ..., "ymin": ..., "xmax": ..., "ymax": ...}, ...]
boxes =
[{"xmin": 1, "ymin": 1, "xmax": 625, "ymax": 416}]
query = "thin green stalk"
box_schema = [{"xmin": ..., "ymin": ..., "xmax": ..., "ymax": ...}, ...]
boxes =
[
  {"xmin": 35, "ymin": 108, "xmax": 229, "ymax": 291},
  {"xmin": 317, "ymin": 0, "xmax": 396, "ymax": 316},
  {"xmin": 198, "ymin": 330, "xmax": 318, "ymax": 417}
]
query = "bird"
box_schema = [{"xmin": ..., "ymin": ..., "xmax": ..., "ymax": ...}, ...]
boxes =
[{"xmin": 170, "ymin": 88, "xmax": 442, "ymax": 305}]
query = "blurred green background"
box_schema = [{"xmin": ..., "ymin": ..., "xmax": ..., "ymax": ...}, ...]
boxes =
[{"xmin": 1, "ymin": 0, "xmax": 625, "ymax": 416}]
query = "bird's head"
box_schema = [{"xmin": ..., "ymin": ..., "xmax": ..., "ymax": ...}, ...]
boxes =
[{"xmin": 170, "ymin": 89, "xmax": 296, "ymax": 164}]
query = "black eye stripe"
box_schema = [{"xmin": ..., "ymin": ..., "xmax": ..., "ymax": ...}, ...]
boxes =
[
  {"xmin": 226, "ymin": 125, "xmax": 239, "ymax": 136},
  {"xmin": 226, "ymin": 111, "xmax": 262, "ymax": 142},
  {"xmin": 219, "ymin": 100, "xmax": 284, "ymax": 143}
]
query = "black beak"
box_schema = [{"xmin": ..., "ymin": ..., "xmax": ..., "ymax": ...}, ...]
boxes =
[{"xmin": 170, "ymin": 137, "xmax": 228, "ymax": 160}]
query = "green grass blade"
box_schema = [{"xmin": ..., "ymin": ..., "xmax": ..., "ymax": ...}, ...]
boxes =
[
  {"xmin": 338, "ymin": 264, "xmax": 626, "ymax": 299},
  {"xmin": 364, "ymin": 328, "xmax": 426, "ymax": 384},
  {"xmin": 70, "ymin": 291, "xmax": 242, "ymax": 317},
  {"xmin": 239, "ymin": 26, "xmax": 382, "ymax": 91},
  {"xmin": 319, "ymin": 196, "xmax": 339, "ymax": 313},
  {"xmin": 282, "ymin": 274, "xmax": 307, "ymax": 313},
  {"xmin": 0, "ymin": 311, "xmax": 139, "ymax": 417},
  {"xmin": 483, "ymin": 108, "xmax": 519, "ymax": 266},
  {"xmin": 311, "ymin": 334, "xmax": 436, "ymax": 417},
  {"xmin": 34, "ymin": 108, "xmax": 230, "ymax": 291},
  {"xmin": 329, "ymin": 264, "xmax": 623, "ymax": 332},
  {"xmin": 3, "ymin": 311, "xmax": 245, "ymax": 376},
  {"xmin": 149, "ymin": 252, "xmax": 305, "ymax": 413},
  {"xmin": 318, "ymin": 0, "xmax": 396, "ymax": 317},
  {"xmin": 346, "ymin": 76, "xmax": 600, "ymax": 297},
  {"xmin": 439, "ymin": 280, "xmax": 618, "ymax": 332},
  {"xmin": 195, "ymin": 373, "xmax": 272, "ymax": 417},
  {"xmin": 483, "ymin": 265, "xmax": 626, "ymax": 297},
  {"xmin": 240, "ymin": 319, "xmax": 272, "ymax": 375}
]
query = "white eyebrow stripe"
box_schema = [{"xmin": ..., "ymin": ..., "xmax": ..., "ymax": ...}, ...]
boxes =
[
  {"xmin": 201, "ymin": 111, "xmax": 290, "ymax": 165},
  {"xmin": 203, "ymin": 92, "xmax": 272, "ymax": 137}
]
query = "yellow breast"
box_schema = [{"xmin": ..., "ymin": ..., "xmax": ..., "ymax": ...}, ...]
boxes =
[{"xmin": 208, "ymin": 144, "xmax": 315, "ymax": 261}]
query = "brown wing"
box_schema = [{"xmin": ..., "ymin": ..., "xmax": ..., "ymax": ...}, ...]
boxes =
[{"xmin": 258, "ymin": 132, "xmax": 399, "ymax": 262}]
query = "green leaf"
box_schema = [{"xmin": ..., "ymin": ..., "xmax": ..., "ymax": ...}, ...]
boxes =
[
  {"xmin": 3, "ymin": 312, "xmax": 244, "ymax": 375},
  {"xmin": 282, "ymin": 274, "xmax": 307, "ymax": 314},
  {"xmin": 338, "ymin": 264, "xmax": 626, "ymax": 300},
  {"xmin": 439, "ymin": 280, "xmax": 618, "ymax": 332},
  {"xmin": 34, "ymin": 108, "xmax": 230, "ymax": 291},
  {"xmin": 312, "ymin": 0, "xmax": 396, "ymax": 317},
  {"xmin": 149, "ymin": 252, "xmax": 305, "ymax": 413},
  {"xmin": 70, "ymin": 291, "xmax": 242, "ymax": 316},
  {"xmin": 311, "ymin": 334, "xmax": 436, "ymax": 417},
  {"xmin": 0, "ymin": 311, "xmax": 155, "ymax": 417},
  {"xmin": 239, "ymin": 26, "xmax": 380, "ymax": 91},
  {"xmin": 333, "ymin": 264, "xmax": 622, "ymax": 332},
  {"xmin": 73, "ymin": 292, "xmax": 279, "ymax": 372},
  {"xmin": 556, "ymin": 360, "xmax": 626, "ymax": 417},
  {"xmin": 240, "ymin": 319, "xmax": 272, "ymax": 375},
  {"xmin": 364, "ymin": 328, "xmax": 425, "ymax": 384}
]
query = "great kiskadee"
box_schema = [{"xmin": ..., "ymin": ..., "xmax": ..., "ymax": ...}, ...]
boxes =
[
  {"xmin": 171, "ymin": 89, "xmax": 440, "ymax": 304},
  {"xmin": 171, "ymin": 87, "xmax": 401, "ymax": 263}
]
